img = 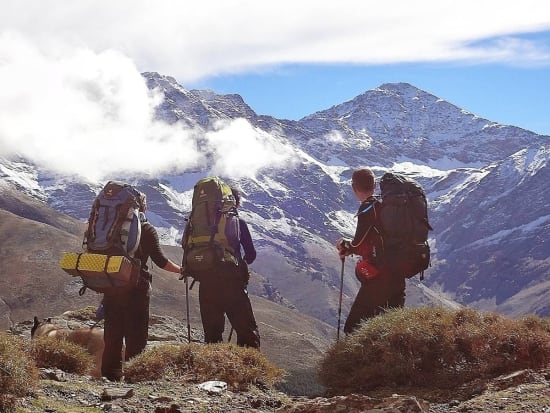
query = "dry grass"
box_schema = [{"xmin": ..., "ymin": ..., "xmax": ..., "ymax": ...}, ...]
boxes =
[
  {"xmin": 61, "ymin": 306, "xmax": 99, "ymax": 321},
  {"xmin": 30, "ymin": 336, "xmax": 93, "ymax": 375},
  {"xmin": 0, "ymin": 332, "xmax": 39, "ymax": 413},
  {"xmin": 124, "ymin": 343, "xmax": 286, "ymax": 391},
  {"xmin": 319, "ymin": 307, "xmax": 550, "ymax": 395}
]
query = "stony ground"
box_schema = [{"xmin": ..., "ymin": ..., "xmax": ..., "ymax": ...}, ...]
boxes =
[
  {"xmin": 9, "ymin": 313, "xmax": 550, "ymax": 412},
  {"xmin": 13, "ymin": 366, "xmax": 550, "ymax": 413},
  {"xmin": 18, "ymin": 369, "xmax": 288, "ymax": 412}
]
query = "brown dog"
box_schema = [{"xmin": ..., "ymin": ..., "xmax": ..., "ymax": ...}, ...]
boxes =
[{"xmin": 31, "ymin": 316, "xmax": 105, "ymax": 378}]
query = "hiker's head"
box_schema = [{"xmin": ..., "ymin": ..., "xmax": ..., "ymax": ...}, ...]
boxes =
[
  {"xmin": 139, "ymin": 193, "xmax": 147, "ymax": 213},
  {"xmin": 231, "ymin": 187, "xmax": 241, "ymax": 208},
  {"xmin": 351, "ymin": 168, "xmax": 375, "ymax": 199}
]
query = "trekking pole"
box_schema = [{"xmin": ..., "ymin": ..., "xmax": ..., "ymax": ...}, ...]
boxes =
[
  {"xmin": 184, "ymin": 275, "xmax": 191, "ymax": 343},
  {"xmin": 179, "ymin": 267, "xmax": 192, "ymax": 343},
  {"xmin": 337, "ymin": 257, "xmax": 345, "ymax": 342}
]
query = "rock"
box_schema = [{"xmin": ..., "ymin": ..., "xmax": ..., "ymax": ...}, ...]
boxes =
[
  {"xmin": 276, "ymin": 394, "xmax": 430, "ymax": 413},
  {"xmin": 198, "ymin": 380, "xmax": 228, "ymax": 394},
  {"xmin": 154, "ymin": 404, "xmax": 183, "ymax": 413},
  {"xmin": 40, "ymin": 368, "xmax": 67, "ymax": 382},
  {"xmin": 101, "ymin": 387, "xmax": 134, "ymax": 401}
]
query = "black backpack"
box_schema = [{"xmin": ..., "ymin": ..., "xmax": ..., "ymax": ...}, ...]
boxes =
[{"xmin": 377, "ymin": 172, "xmax": 433, "ymax": 279}]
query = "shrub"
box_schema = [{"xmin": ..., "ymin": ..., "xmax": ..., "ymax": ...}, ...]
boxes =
[
  {"xmin": 62, "ymin": 306, "xmax": 99, "ymax": 321},
  {"xmin": 30, "ymin": 336, "xmax": 93, "ymax": 375},
  {"xmin": 318, "ymin": 307, "xmax": 550, "ymax": 395},
  {"xmin": 0, "ymin": 332, "xmax": 39, "ymax": 413},
  {"xmin": 124, "ymin": 343, "xmax": 286, "ymax": 390}
]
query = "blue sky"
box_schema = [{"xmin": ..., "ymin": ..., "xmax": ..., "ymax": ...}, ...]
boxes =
[
  {"xmin": 0, "ymin": 0, "xmax": 549, "ymax": 180},
  {"xmin": 190, "ymin": 60, "xmax": 550, "ymax": 135}
]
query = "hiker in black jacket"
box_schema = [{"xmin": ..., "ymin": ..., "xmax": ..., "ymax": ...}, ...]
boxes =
[
  {"xmin": 101, "ymin": 193, "xmax": 181, "ymax": 381},
  {"xmin": 336, "ymin": 168, "xmax": 406, "ymax": 334},
  {"xmin": 197, "ymin": 187, "xmax": 260, "ymax": 348}
]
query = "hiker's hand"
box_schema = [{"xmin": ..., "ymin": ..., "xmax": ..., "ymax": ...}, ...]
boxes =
[{"xmin": 336, "ymin": 239, "xmax": 352, "ymax": 258}]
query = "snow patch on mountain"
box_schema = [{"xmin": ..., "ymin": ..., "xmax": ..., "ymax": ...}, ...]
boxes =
[
  {"xmin": 406, "ymin": 156, "xmax": 487, "ymax": 171},
  {"xmin": 432, "ymin": 167, "xmax": 492, "ymax": 208},
  {"xmin": 325, "ymin": 210, "xmax": 357, "ymax": 239},
  {"xmin": 467, "ymin": 215, "xmax": 550, "ymax": 249},
  {"xmin": 158, "ymin": 182, "xmax": 192, "ymax": 213},
  {"xmin": 0, "ymin": 158, "xmax": 45, "ymax": 201},
  {"xmin": 511, "ymin": 146, "xmax": 548, "ymax": 176}
]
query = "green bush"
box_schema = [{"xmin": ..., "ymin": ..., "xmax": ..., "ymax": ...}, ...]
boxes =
[
  {"xmin": 319, "ymin": 307, "xmax": 550, "ymax": 396},
  {"xmin": 0, "ymin": 332, "xmax": 38, "ymax": 413},
  {"xmin": 124, "ymin": 343, "xmax": 286, "ymax": 391},
  {"xmin": 30, "ymin": 336, "xmax": 93, "ymax": 375}
]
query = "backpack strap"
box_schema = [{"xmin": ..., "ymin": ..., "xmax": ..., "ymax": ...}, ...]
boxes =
[
  {"xmin": 350, "ymin": 198, "xmax": 381, "ymax": 250},
  {"xmin": 355, "ymin": 203, "xmax": 374, "ymax": 217},
  {"xmin": 83, "ymin": 198, "xmax": 100, "ymax": 249}
]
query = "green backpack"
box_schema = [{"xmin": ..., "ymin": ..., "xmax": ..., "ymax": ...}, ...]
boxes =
[{"xmin": 182, "ymin": 176, "xmax": 240, "ymax": 277}]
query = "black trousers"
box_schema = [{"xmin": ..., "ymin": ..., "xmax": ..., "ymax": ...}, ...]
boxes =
[
  {"xmin": 198, "ymin": 263, "xmax": 260, "ymax": 348},
  {"xmin": 344, "ymin": 268, "xmax": 406, "ymax": 335},
  {"xmin": 101, "ymin": 286, "xmax": 150, "ymax": 380}
]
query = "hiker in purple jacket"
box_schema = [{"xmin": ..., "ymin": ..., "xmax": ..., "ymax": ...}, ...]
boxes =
[{"xmin": 197, "ymin": 187, "xmax": 260, "ymax": 348}]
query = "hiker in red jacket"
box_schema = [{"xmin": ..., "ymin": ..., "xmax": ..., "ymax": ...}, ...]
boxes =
[{"xmin": 336, "ymin": 168, "xmax": 406, "ymax": 334}]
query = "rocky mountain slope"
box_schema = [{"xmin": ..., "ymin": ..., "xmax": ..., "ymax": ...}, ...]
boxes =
[{"xmin": 1, "ymin": 74, "xmax": 548, "ymax": 328}]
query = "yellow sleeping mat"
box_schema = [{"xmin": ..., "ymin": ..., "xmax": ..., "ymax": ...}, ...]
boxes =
[{"xmin": 60, "ymin": 252, "xmax": 138, "ymax": 292}]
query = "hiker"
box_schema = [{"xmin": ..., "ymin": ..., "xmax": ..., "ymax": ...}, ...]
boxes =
[
  {"xmin": 101, "ymin": 192, "xmax": 182, "ymax": 381},
  {"xmin": 336, "ymin": 168, "xmax": 406, "ymax": 334},
  {"xmin": 196, "ymin": 187, "xmax": 260, "ymax": 348}
]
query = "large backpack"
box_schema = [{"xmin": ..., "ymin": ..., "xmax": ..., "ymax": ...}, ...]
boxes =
[
  {"xmin": 60, "ymin": 181, "xmax": 144, "ymax": 294},
  {"xmin": 377, "ymin": 172, "xmax": 432, "ymax": 279},
  {"xmin": 182, "ymin": 176, "xmax": 240, "ymax": 276},
  {"xmin": 84, "ymin": 181, "xmax": 143, "ymax": 257}
]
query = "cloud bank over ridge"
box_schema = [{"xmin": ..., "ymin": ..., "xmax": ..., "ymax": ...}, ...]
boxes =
[
  {"xmin": 1, "ymin": 0, "xmax": 549, "ymax": 180},
  {"xmin": 0, "ymin": 33, "xmax": 296, "ymax": 181}
]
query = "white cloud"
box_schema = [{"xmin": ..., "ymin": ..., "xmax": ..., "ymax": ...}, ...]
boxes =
[
  {"xmin": 1, "ymin": 0, "xmax": 549, "ymax": 83},
  {"xmin": 0, "ymin": 32, "xmax": 205, "ymax": 181},
  {"xmin": 0, "ymin": 32, "xmax": 298, "ymax": 182},
  {"xmin": 206, "ymin": 118, "xmax": 297, "ymax": 179}
]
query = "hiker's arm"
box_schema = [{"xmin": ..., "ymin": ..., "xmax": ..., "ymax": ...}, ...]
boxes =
[
  {"xmin": 337, "ymin": 212, "xmax": 371, "ymax": 257},
  {"xmin": 239, "ymin": 219, "xmax": 256, "ymax": 264},
  {"xmin": 161, "ymin": 259, "xmax": 181, "ymax": 274},
  {"xmin": 146, "ymin": 225, "xmax": 181, "ymax": 274},
  {"xmin": 350, "ymin": 213, "xmax": 371, "ymax": 250}
]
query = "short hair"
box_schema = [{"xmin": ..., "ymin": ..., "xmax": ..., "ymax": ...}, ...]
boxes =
[{"xmin": 352, "ymin": 168, "xmax": 375, "ymax": 193}]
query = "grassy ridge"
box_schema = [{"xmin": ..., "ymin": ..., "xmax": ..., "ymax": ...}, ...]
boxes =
[{"xmin": 319, "ymin": 307, "xmax": 550, "ymax": 397}]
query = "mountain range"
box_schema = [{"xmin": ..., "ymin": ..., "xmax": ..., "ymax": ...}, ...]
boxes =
[{"xmin": 1, "ymin": 72, "xmax": 548, "ymax": 334}]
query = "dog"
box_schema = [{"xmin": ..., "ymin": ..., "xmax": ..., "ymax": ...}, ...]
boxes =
[{"xmin": 31, "ymin": 316, "xmax": 105, "ymax": 378}]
